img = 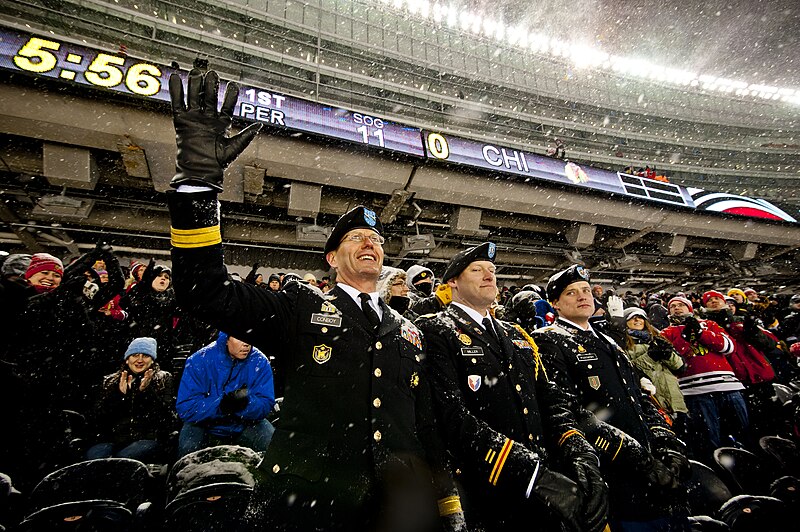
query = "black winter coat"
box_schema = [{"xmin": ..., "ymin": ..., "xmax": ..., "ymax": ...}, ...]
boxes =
[
  {"xmin": 167, "ymin": 191, "xmax": 460, "ymax": 532},
  {"xmin": 94, "ymin": 363, "xmax": 177, "ymax": 447},
  {"xmin": 416, "ymin": 305, "xmax": 585, "ymax": 530}
]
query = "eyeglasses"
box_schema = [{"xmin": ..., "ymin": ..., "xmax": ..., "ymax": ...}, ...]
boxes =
[{"xmin": 343, "ymin": 233, "xmax": 385, "ymax": 245}]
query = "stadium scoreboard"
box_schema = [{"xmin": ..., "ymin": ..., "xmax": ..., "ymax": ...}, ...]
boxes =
[{"xmin": 0, "ymin": 26, "xmax": 795, "ymax": 224}]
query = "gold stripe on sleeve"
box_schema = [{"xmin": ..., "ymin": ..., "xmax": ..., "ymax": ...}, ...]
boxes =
[{"xmin": 171, "ymin": 226, "xmax": 222, "ymax": 248}]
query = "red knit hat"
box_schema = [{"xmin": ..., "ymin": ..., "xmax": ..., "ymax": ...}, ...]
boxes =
[
  {"xmin": 25, "ymin": 253, "xmax": 63, "ymax": 279},
  {"xmin": 667, "ymin": 296, "xmax": 693, "ymax": 314},
  {"xmin": 702, "ymin": 290, "xmax": 726, "ymax": 306}
]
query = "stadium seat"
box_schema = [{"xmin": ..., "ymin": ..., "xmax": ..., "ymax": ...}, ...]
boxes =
[
  {"xmin": 758, "ymin": 435, "xmax": 800, "ymax": 475},
  {"xmin": 686, "ymin": 515, "xmax": 730, "ymax": 531},
  {"xmin": 16, "ymin": 458, "xmax": 153, "ymax": 531},
  {"xmin": 163, "ymin": 445, "xmax": 260, "ymax": 531},
  {"xmin": 767, "ymin": 475, "xmax": 800, "ymax": 506},
  {"xmin": 686, "ymin": 459, "xmax": 734, "ymax": 516},
  {"xmin": 712, "ymin": 447, "xmax": 776, "ymax": 495},
  {"xmin": 717, "ymin": 494, "xmax": 787, "ymax": 532}
]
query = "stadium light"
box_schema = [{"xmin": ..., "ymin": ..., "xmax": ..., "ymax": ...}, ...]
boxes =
[{"xmin": 373, "ymin": 0, "xmax": 799, "ymax": 106}]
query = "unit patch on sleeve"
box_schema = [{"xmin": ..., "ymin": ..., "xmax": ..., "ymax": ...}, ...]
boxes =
[{"xmin": 468, "ymin": 375, "xmax": 482, "ymax": 392}]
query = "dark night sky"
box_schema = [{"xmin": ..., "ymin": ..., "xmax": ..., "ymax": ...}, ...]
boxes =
[{"xmin": 460, "ymin": 0, "xmax": 799, "ymax": 86}]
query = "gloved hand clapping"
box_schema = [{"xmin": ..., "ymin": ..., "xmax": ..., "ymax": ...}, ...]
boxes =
[
  {"xmin": 681, "ymin": 316, "xmax": 702, "ymax": 342},
  {"xmin": 219, "ymin": 385, "xmax": 249, "ymax": 414},
  {"xmin": 169, "ymin": 69, "xmax": 262, "ymax": 190},
  {"xmin": 648, "ymin": 337, "xmax": 674, "ymax": 361}
]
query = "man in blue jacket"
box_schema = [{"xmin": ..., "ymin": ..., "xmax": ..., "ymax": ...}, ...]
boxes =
[{"xmin": 176, "ymin": 331, "xmax": 275, "ymax": 456}]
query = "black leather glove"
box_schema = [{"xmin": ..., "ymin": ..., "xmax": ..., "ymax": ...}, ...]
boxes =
[
  {"xmin": 219, "ymin": 385, "xmax": 249, "ymax": 414},
  {"xmin": 681, "ymin": 316, "xmax": 702, "ymax": 342},
  {"xmin": 648, "ymin": 337, "xmax": 674, "ymax": 361},
  {"xmin": 531, "ymin": 467, "xmax": 584, "ymax": 532},
  {"xmin": 657, "ymin": 449, "xmax": 691, "ymax": 484},
  {"xmin": 640, "ymin": 454, "xmax": 679, "ymax": 490},
  {"xmin": 169, "ymin": 68, "xmax": 262, "ymax": 190},
  {"xmin": 139, "ymin": 258, "xmax": 158, "ymax": 288},
  {"xmin": 564, "ymin": 450, "xmax": 609, "ymax": 532}
]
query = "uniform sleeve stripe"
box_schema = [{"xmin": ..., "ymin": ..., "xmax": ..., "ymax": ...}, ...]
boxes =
[
  {"xmin": 437, "ymin": 496, "xmax": 462, "ymax": 516},
  {"xmin": 489, "ymin": 438, "xmax": 513, "ymax": 485},
  {"xmin": 171, "ymin": 226, "xmax": 222, "ymax": 248},
  {"xmin": 485, "ymin": 449, "xmax": 495, "ymax": 463},
  {"xmin": 611, "ymin": 433, "xmax": 624, "ymax": 461},
  {"xmin": 558, "ymin": 429, "xmax": 583, "ymax": 446}
]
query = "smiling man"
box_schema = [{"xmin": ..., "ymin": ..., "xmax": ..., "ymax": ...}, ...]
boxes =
[
  {"xmin": 416, "ymin": 243, "xmax": 608, "ymax": 532},
  {"xmin": 534, "ymin": 265, "xmax": 690, "ymax": 532},
  {"xmin": 165, "ymin": 68, "xmax": 462, "ymax": 531}
]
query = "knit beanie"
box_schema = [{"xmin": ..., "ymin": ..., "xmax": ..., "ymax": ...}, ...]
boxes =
[
  {"xmin": 1, "ymin": 254, "xmax": 31, "ymax": 277},
  {"xmin": 727, "ymin": 288, "xmax": 747, "ymax": 301},
  {"xmin": 124, "ymin": 337, "xmax": 158, "ymax": 360},
  {"xmin": 623, "ymin": 307, "xmax": 648, "ymax": 322},
  {"xmin": 667, "ymin": 296, "xmax": 693, "ymax": 314},
  {"xmin": 130, "ymin": 261, "xmax": 146, "ymax": 279},
  {"xmin": 25, "ymin": 253, "xmax": 63, "ymax": 279},
  {"xmin": 702, "ymin": 290, "xmax": 726, "ymax": 306}
]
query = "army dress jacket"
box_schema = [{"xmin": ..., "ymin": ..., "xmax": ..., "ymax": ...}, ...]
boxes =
[
  {"xmin": 167, "ymin": 192, "xmax": 458, "ymax": 530},
  {"xmin": 416, "ymin": 305, "xmax": 580, "ymax": 528}
]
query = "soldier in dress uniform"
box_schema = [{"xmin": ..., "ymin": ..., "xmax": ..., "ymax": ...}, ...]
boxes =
[
  {"xmin": 416, "ymin": 243, "xmax": 608, "ymax": 532},
  {"xmin": 533, "ymin": 265, "xmax": 690, "ymax": 532},
  {"xmin": 165, "ymin": 68, "xmax": 464, "ymax": 531}
]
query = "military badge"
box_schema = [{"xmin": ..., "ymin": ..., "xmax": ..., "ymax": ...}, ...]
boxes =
[
  {"xmin": 577, "ymin": 344, "xmax": 586, "ymax": 353},
  {"xmin": 401, "ymin": 323, "xmax": 422, "ymax": 349},
  {"xmin": 363, "ymin": 208, "xmax": 377, "ymax": 227},
  {"xmin": 468, "ymin": 375, "xmax": 482, "ymax": 392},
  {"xmin": 576, "ymin": 265, "xmax": 590, "ymax": 279},
  {"xmin": 321, "ymin": 301, "xmax": 338, "ymax": 313},
  {"xmin": 488, "ymin": 242, "xmax": 496, "ymax": 259},
  {"xmin": 458, "ymin": 333, "xmax": 472, "ymax": 345},
  {"xmin": 512, "ymin": 339, "xmax": 531, "ymax": 350},
  {"xmin": 410, "ymin": 372, "xmax": 420, "ymax": 388},
  {"xmin": 588, "ymin": 375, "xmax": 601, "ymax": 390},
  {"xmin": 312, "ymin": 344, "xmax": 332, "ymax": 365}
]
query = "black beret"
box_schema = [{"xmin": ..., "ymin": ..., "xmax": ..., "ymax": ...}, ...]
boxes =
[
  {"xmin": 546, "ymin": 264, "xmax": 591, "ymax": 302},
  {"xmin": 324, "ymin": 205, "xmax": 384, "ymax": 257},
  {"xmin": 442, "ymin": 242, "xmax": 497, "ymax": 282}
]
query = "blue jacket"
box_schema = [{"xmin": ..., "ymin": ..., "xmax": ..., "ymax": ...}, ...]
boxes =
[{"xmin": 176, "ymin": 331, "xmax": 275, "ymax": 437}]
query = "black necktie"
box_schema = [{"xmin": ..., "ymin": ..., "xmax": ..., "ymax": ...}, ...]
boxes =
[
  {"xmin": 359, "ymin": 293, "xmax": 381, "ymax": 329},
  {"xmin": 482, "ymin": 317, "xmax": 498, "ymax": 343}
]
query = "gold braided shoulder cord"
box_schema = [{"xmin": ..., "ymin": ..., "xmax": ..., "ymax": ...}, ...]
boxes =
[{"xmin": 511, "ymin": 324, "xmax": 548, "ymax": 381}]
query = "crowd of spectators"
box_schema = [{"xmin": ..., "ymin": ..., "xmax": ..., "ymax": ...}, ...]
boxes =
[{"xmin": 0, "ymin": 246, "xmax": 799, "ymax": 528}]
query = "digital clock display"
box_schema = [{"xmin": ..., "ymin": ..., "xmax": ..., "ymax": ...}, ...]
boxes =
[{"xmin": 0, "ymin": 27, "xmax": 425, "ymax": 157}]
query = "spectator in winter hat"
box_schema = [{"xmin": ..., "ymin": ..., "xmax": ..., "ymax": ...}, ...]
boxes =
[
  {"xmin": 267, "ymin": 273, "xmax": 281, "ymax": 292},
  {"xmin": 1, "ymin": 253, "xmax": 31, "ymax": 280},
  {"xmin": 405, "ymin": 264, "xmax": 435, "ymax": 297},
  {"xmin": 727, "ymin": 289, "xmax": 747, "ymax": 305},
  {"xmin": 661, "ymin": 293, "xmax": 746, "ymax": 463},
  {"xmin": 86, "ymin": 337, "xmax": 177, "ymax": 463},
  {"xmin": 24, "ymin": 253, "xmax": 64, "ymax": 292},
  {"xmin": 743, "ymin": 288, "xmax": 760, "ymax": 302}
]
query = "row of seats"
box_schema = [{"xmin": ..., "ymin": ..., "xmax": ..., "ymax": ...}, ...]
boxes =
[
  {"xmin": 5, "ymin": 435, "xmax": 798, "ymax": 530},
  {"xmin": 687, "ymin": 435, "xmax": 799, "ymax": 531}
]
